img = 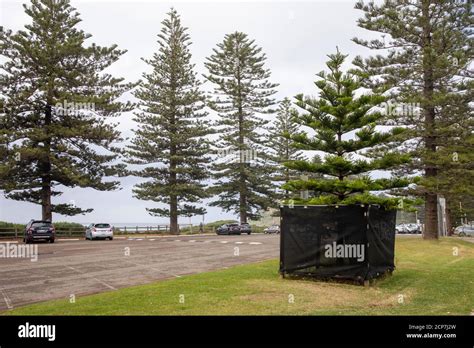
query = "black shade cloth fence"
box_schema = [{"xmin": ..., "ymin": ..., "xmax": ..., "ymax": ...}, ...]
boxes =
[{"xmin": 280, "ymin": 205, "xmax": 396, "ymax": 282}]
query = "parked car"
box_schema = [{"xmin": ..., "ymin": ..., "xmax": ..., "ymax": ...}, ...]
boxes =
[
  {"xmin": 264, "ymin": 225, "xmax": 280, "ymax": 234},
  {"xmin": 216, "ymin": 223, "xmax": 241, "ymax": 235},
  {"xmin": 24, "ymin": 220, "xmax": 55, "ymax": 243},
  {"xmin": 454, "ymin": 225, "xmax": 474, "ymax": 237},
  {"xmin": 239, "ymin": 223, "xmax": 252, "ymax": 235},
  {"xmin": 396, "ymin": 223, "xmax": 422, "ymax": 234},
  {"xmin": 406, "ymin": 223, "xmax": 422, "ymax": 234},
  {"xmin": 395, "ymin": 224, "xmax": 408, "ymax": 234},
  {"xmin": 86, "ymin": 223, "xmax": 114, "ymax": 240}
]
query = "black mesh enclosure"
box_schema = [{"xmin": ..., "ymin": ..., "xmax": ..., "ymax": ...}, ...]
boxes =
[{"xmin": 279, "ymin": 205, "xmax": 396, "ymax": 281}]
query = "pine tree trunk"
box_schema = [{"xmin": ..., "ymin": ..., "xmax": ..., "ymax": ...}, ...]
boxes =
[
  {"xmin": 284, "ymin": 167, "xmax": 290, "ymax": 200},
  {"xmin": 41, "ymin": 102, "xmax": 53, "ymax": 221},
  {"xmin": 169, "ymin": 139, "xmax": 179, "ymax": 234},
  {"xmin": 169, "ymin": 155, "xmax": 178, "ymax": 234},
  {"xmin": 170, "ymin": 194, "xmax": 178, "ymax": 235},
  {"xmin": 169, "ymin": 67, "xmax": 179, "ymax": 234},
  {"xmin": 238, "ymin": 134, "xmax": 247, "ymax": 224},
  {"xmin": 41, "ymin": 175, "xmax": 52, "ymax": 221},
  {"xmin": 424, "ymin": 194, "xmax": 438, "ymax": 239},
  {"xmin": 422, "ymin": 0, "xmax": 438, "ymax": 240},
  {"xmin": 237, "ymin": 64, "xmax": 247, "ymax": 224},
  {"xmin": 284, "ymin": 144, "xmax": 290, "ymax": 200},
  {"xmin": 446, "ymin": 206, "xmax": 453, "ymax": 236},
  {"xmin": 336, "ymin": 132, "xmax": 346, "ymax": 200}
]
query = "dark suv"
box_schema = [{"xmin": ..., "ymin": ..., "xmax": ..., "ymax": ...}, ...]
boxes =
[
  {"xmin": 216, "ymin": 223, "xmax": 241, "ymax": 235},
  {"xmin": 24, "ymin": 220, "xmax": 55, "ymax": 243}
]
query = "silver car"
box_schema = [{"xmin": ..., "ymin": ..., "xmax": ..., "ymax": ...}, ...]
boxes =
[
  {"xmin": 264, "ymin": 225, "xmax": 280, "ymax": 234},
  {"xmin": 454, "ymin": 225, "xmax": 474, "ymax": 237},
  {"xmin": 86, "ymin": 223, "xmax": 114, "ymax": 240}
]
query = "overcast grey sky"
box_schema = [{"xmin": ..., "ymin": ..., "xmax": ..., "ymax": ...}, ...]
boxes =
[{"xmin": 0, "ymin": 0, "xmax": 379, "ymax": 224}]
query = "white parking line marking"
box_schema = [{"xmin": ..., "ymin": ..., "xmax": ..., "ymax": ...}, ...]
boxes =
[
  {"xmin": 188, "ymin": 240, "xmax": 196, "ymax": 243},
  {"xmin": 235, "ymin": 242, "xmax": 244, "ymax": 244},
  {"xmin": 249, "ymin": 242, "xmax": 262, "ymax": 245},
  {"xmin": 0, "ymin": 288, "xmax": 13, "ymax": 309},
  {"xmin": 149, "ymin": 239, "xmax": 155, "ymax": 241},
  {"xmin": 66, "ymin": 266, "xmax": 117, "ymax": 291},
  {"xmin": 136, "ymin": 239, "xmax": 143, "ymax": 241},
  {"xmin": 220, "ymin": 241, "xmax": 228, "ymax": 244},
  {"xmin": 0, "ymin": 241, "xmax": 18, "ymax": 244},
  {"xmin": 58, "ymin": 239, "xmax": 79, "ymax": 241}
]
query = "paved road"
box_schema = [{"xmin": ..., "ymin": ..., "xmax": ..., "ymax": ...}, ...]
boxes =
[
  {"xmin": 0, "ymin": 234, "xmax": 280, "ymax": 311},
  {"xmin": 460, "ymin": 237, "xmax": 474, "ymax": 243}
]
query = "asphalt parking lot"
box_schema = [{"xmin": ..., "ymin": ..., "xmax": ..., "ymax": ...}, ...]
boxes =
[{"xmin": 0, "ymin": 234, "xmax": 279, "ymax": 311}]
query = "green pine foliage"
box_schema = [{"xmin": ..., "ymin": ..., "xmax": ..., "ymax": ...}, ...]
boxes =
[
  {"xmin": 204, "ymin": 32, "xmax": 279, "ymax": 223},
  {"xmin": 423, "ymin": 80, "xmax": 473, "ymax": 228},
  {"xmin": 436, "ymin": 91, "xmax": 474, "ymax": 227},
  {"xmin": 266, "ymin": 98, "xmax": 304, "ymax": 200},
  {"xmin": 127, "ymin": 9, "xmax": 212, "ymax": 234},
  {"xmin": 0, "ymin": 0, "xmax": 133, "ymax": 221},
  {"xmin": 352, "ymin": 0, "xmax": 473, "ymax": 238},
  {"xmin": 283, "ymin": 50, "xmax": 416, "ymax": 209}
]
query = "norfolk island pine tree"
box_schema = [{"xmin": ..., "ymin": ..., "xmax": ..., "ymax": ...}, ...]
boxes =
[
  {"xmin": 127, "ymin": 9, "xmax": 212, "ymax": 234},
  {"xmin": 352, "ymin": 0, "xmax": 473, "ymax": 239},
  {"xmin": 204, "ymin": 32, "xmax": 279, "ymax": 223},
  {"xmin": 266, "ymin": 98, "xmax": 305, "ymax": 201},
  {"xmin": 0, "ymin": 0, "xmax": 133, "ymax": 221},
  {"xmin": 283, "ymin": 50, "xmax": 418, "ymax": 208}
]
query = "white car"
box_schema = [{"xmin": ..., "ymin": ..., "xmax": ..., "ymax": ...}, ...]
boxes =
[
  {"xmin": 85, "ymin": 223, "xmax": 114, "ymax": 240},
  {"xmin": 454, "ymin": 225, "xmax": 474, "ymax": 237},
  {"xmin": 396, "ymin": 223, "xmax": 422, "ymax": 234},
  {"xmin": 264, "ymin": 225, "xmax": 280, "ymax": 234},
  {"xmin": 396, "ymin": 224, "xmax": 408, "ymax": 234}
]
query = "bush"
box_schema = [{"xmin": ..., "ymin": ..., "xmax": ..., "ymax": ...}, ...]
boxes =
[
  {"xmin": 0, "ymin": 221, "xmax": 24, "ymax": 228},
  {"xmin": 250, "ymin": 225, "xmax": 264, "ymax": 233},
  {"xmin": 204, "ymin": 220, "xmax": 237, "ymax": 229},
  {"xmin": 53, "ymin": 222, "xmax": 85, "ymax": 230},
  {"xmin": 0, "ymin": 221, "xmax": 24, "ymax": 231}
]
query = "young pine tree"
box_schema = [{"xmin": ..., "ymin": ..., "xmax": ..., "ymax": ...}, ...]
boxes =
[
  {"xmin": 127, "ymin": 9, "xmax": 211, "ymax": 234},
  {"xmin": 266, "ymin": 98, "xmax": 304, "ymax": 200},
  {"xmin": 204, "ymin": 32, "xmax": 278, "ymax": 223},
  {"xmin": 284, "ymin": 50, "xmax": 414, "ymax": 207},
  {"xmin": 353, "ymin": 0, "xmax": 473, "ymax": 239},
  {"xmin": 0, "ymin": 0, "xmax": 133, "ymax": 221}
]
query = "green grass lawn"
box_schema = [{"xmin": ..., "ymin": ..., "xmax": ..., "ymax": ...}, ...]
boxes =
[{"xmin": 4, "ymin": 237, "xmax": 474, "ymax": 315}]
